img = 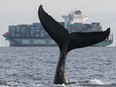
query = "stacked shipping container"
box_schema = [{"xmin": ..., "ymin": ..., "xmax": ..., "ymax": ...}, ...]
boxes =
[{"xmin": 8, "ymin": 23, "xmax": 47, "ymax": 38}]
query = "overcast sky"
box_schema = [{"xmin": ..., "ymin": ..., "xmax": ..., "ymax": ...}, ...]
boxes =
[{"xmin": 0, "ymin": 0, "xmax": 116, "ymax": 47}]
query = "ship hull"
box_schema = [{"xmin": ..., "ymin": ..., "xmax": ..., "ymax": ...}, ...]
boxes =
[
  {"xmin": 6, "ymin": 37, "xmax": 57, "ymax": 47},
  {"xmin": 5, "ymin": 37, "xmax": 112, "ymax": 47},
  {"xmin": 93, "ymin": 40, "xmax": 113, "ymax": 47}
]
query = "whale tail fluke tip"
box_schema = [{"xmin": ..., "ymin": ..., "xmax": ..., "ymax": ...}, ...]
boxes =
[
  {"xmin": 40, "ymin": 5, "xmax": 43, "ymax": 8},
  {"xmin": 107, "ymin": 28, "xmax": 110, "ymax": 33}
]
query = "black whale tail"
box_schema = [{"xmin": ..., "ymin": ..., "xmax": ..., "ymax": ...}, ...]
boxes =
[
  {"xmin": 38, "ymin": 5, "xmax": 110, "ymax": 84},
  {"xmin": 38, "ymin": 5, "xmax": 110, "ymax": 52}
]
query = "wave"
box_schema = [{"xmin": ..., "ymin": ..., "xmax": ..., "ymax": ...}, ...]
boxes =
[
  {"xmin": 89, "ymin": 79, "xmax": 104, "ymax": 85},
  {"xmin": 78, "ymin": 79, "xmax": 116, "ymax": 87},
  {"xmin": 0, "ymin": 80, "xmax": 116, "ymax": 87},
  {"xmin": 0, "ymin": 85, "xmax": 10, "ymax": 87}
]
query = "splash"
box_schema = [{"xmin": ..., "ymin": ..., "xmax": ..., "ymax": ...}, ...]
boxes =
[
  {"xmin": 0, "ymin": 85, "xmax": 10, "ymax": 87},
  {"xmin": 89, "ymin": 79, "xmax": 104, "ymax": 85}
]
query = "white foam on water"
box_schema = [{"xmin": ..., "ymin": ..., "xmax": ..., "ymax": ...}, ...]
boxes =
[
  {"xmin": 52, "ymin": 84, "xmax": 83, "ymax": 87},
  {"xmin": 89, "ymin": 79, "xmax": 104, "ymax": 85},
  {"xmin": 33, "ymin": 83, "xmax": 44, "ymax": 87},
  {"xmin": 0, "ymin": 85, "xmax": 10, "ymax": 87},
  {"xmin": 6, "ymin": 81, "xmax": 19, "ymax": 85}
]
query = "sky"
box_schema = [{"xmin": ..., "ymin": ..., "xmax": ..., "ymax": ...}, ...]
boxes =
[{"xmin": 0, "ymin": 0, "xmax": 116, "ymax": 47}]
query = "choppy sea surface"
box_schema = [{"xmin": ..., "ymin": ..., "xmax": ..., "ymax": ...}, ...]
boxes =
[{"xmin": 0, "ymin": 47, "xmax": 116, "ymax": 87}]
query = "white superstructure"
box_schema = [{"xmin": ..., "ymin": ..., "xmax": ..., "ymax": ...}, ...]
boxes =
[{"xmin": 62, "ymin": 10, "xmax": 88, "ymax": 28}]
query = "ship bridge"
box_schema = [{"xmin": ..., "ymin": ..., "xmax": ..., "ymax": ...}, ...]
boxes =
[{"xmin": 62, "ymin": 10, "xmax": 88, "ymax": 28}]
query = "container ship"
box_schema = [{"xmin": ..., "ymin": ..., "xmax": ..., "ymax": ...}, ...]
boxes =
[{"xmin": 3, "ymin": 10, "xmax": 113, "ymax": 47}]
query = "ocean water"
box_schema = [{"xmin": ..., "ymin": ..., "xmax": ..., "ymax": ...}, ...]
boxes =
[{"xmin": 0, "ymin": 47, "xmax": 116, "ymax": 87}]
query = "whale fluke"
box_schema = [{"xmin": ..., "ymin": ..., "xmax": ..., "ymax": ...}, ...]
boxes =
[
  {"xmin": 38, "ymin": 5, "xmax": 110, "ymax": 84},
  {"xmin": 38, "ymin": 5, "xmax": 69, "ymax": 51},
  {"xmin": 68, "ymin": 28, "xmax": 110, "ymax": 52}
]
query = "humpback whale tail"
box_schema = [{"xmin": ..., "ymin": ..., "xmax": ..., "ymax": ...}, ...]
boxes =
[{"xmin": 38, "ymin": 5, "xmax": 110, "ymax": 84}]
